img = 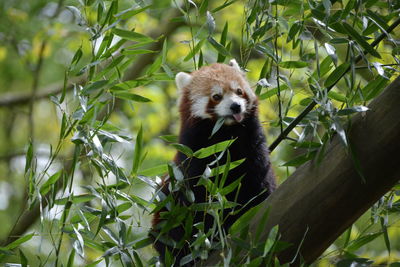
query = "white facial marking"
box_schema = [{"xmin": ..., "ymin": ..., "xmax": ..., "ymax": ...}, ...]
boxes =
[
  {"xmin": 190, "ymin": 95, "xmax": 211, "ymax": 119},
  {"xmin": 175, "ymin": 72, "xmax": 192, "ymax": 90},
  {"xmin": 211, "ymin": 85, "xmax": 223, "ymax": 95},
  {"xmin": 215, "ymin": 93, "xmax": 246, "ymax": 118},
  {"xmin": 230, "ymin": 81, "xmax": 239, "ymax": 90}
]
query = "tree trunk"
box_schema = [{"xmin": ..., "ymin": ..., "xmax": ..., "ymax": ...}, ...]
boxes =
[{"xmin": 206, "ymin": 76, "xmax": 400, "ymax": 265}]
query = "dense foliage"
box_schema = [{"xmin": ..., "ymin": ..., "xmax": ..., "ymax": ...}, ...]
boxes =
[{"xmin": 0, "ymin": 0, "xmax": 399, "ymax": 266}]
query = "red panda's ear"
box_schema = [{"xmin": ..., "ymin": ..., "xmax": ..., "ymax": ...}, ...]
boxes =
[
  {"xmin": 229, "ymin": 59, "xmax": 243, "ymax": 73},
  {"xmin": 175, "ymin": 72, "xmax": 192, "ymax": 90}
]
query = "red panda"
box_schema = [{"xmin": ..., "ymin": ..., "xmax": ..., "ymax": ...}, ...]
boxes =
[{"xmin": 151, "ymin": 60, "xmax": 276, "ymax": 265}]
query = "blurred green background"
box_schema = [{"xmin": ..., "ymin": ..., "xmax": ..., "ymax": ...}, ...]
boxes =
[{"xmin": 0, "ymin": 0, "xmax": 399, "ymax": 266}]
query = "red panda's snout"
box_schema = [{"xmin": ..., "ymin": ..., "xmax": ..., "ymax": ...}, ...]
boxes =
[
  {"xmin": 212, "ymin": 90, "xmax": 247, "ymax": 124},
  {"xmin": 176, "ymin": 60, "xmax": 257, "ymax": 124}
]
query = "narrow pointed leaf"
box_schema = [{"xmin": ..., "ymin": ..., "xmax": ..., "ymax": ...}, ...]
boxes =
[{"xmin": 342, "ymin": 22, "xmax": 381, "ymax": 58}]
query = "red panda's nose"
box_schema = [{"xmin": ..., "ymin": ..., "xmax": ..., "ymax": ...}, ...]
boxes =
[{"xmin": 230, "ymin": 103, "xmax": 241, "ymax": 114}]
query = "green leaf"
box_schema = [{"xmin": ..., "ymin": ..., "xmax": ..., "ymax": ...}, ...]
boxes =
[
  {"xmin": 159, "ymin": 135, "xmax": 178, "ymax": 143},
  {"xmin": 115, "ymin": 5, "xmax": 152, "ymax": 20},
  {"xmin": 210, "ymin": 159, "xmax": 245, "ymax": 176},
  {"xmin": 337, "ymin": 106, "xmax": 369, "ymax": 116},
  {"xmin": 140, "ymin": 164, "xmax": 168, "ymax": 176},
  {"xmin": 282, "ymin": 151, "xmax": 317, "ymax": 167},
  {"xmin": 287, "ymin": 21, "xmax": 301, "ymax": 42},
  {"xmin": 217, "ymin": 22, "xmax": 229, "ymax": 63},
  {"xmin": 170, "ymin": 143, "xmax": 193, "ymax": 157},
  {"xmin": 199, "ymin": 0, "xmax": 209, "ymax": 15},
  {"xmin": 184, "ymin": 39, "xmax": 205, "ymax": 62},
  {"xmin": 193, "ymin": 139, "xmax": 235, "ymax": 159},
  {"xmin": 328, "ymin": 91, "xmax": 347, "ymax": 102},
  {"xmin": 361, "ymin": 76, "xmax": 389, "ymax": 101},
  {"xmin": 132, "ymin": 237, "xmax": 153, "ymax": 250},
  {"xmin": 24, "ymin": 141, "xmax": 33, "ymax": 174},
  {"xmin": 332, "ymin": 118, "xmax": 348, "ymax": 147},
  {"xmin": 259, "ymin": 84, "xmax": 289, "ymax": 100},
  {"xmin": 380, "ymin": 217, "xmax": 391, "ymax": 254},
  {"xmin": 279, "ymin": 61, "xmax": 308, "ymax": 69},
  {"xmin": 131, "ymin": 125, "xmax": 143, "ymax": 175},
  {"xmin": 70, "ymin": 47, "xmax": 83, "ymax": 67},
  {"xmin": 147, "ymin": 55, "xmax": 162, "ymax": 76},
  {"xmin": 55, "ymin": 194, "xmax": 95, "ymax": 205},
  {"xmin": 207, "ymin": 36, "xmax": 230, "ymax": 57},
  {"xmin": 324, "ymin": 62, "xmax": 350, "ymax": 88},
  {"xmin": 341, "ymin": 0, "xmax": 355, "ymax": 19},
  {"xmin": 112, "ymin": 28, "xmax": 154, "ymax": 43},
  {"xmin": 366, "ymin": 10, "xmax": 390, "ymax": 35},
  {"xmin": 210, "ymin": 117, "xmax": 225, "ymax": 138},
  {"xmin": 67, "ymin": 244, "xmax": 75, "ymax": 267},
  {"xmin": 346, "ymin": 232, "xmax": 382, "ymax": 252},
  {"xmin": 263, "ymin": 225, "xmax": 279, "ymax": 256},
  {"xmin": 5, "ymin": 233, "xmax": 34, "ymax": 250},
  {"xmin": 111, "ymin": 80, "xmax": 148, "ymax": 91},
  {"xmin": 121, "ymin": 49, "xmax": 156, "ymax": 56},
  {"xmin": 230, "ymin": 205, "xmax": 262, "ymax": 235},
  {"xmin": 40, "ymin": 171, "xmax": 62, "ymax": 195},
  {"xmin": 342, "ymin": 22, "xmax": 381, "ymax": 58},
  {"xmin": 113, "ymin": 92, "xmax": 151, "ymax": 102},
  {"xmin": 220, "ymin": 175, "xmax": 242, "ymax": 195},
  {"xmin": 211, "ymin": 0, "xmax": 237, "ymax": 12},
  {"xmin": 19, "ymin": 249, "xmax": 28, "ymax": 267},
  {"xmin": 81, "ymin": 80, "xmax": 109, "ymax": 95}
]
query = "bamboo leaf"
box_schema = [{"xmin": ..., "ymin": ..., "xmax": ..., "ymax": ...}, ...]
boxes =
[
  {"xmin": 115, "ymin": 5, "xmax": 152, "ymax": 20},
  {"xmin": 121, "ymin": 49, "xmax": 156, "ymax": 56},
  {"xmin": 328, "ymin": 91, "xmax": 347, "ymax": 102},
  {"xmin": 131, "ymin": 125, "xmax": 143, "ymax": 175},
  {"xmin": 324, "ymin": 62, "xmax": 350, "ymax": 88},
  {"xmin": 170, "ymin": 143, "xmax": 193, "ymax": 157},
  {"xmin": 193, "ymin": 139, "xmax": 235, "ymax": 159},
  {"xmin": 337, "ymin": 106, "xmax": 369, "ymax": 116},
  {"xmin": 282, "ymin": 151, "xmax": 317, "ymax": 167},
  {"xmin": 347, "ymin": 232, "xmax": 382, "ymax": 252},
  {"xmin": 184, "ymin": 39, "xmax": 205, "ymax": 62},
  {"xmin": 380, "ymin": 217, "xmax": 391, "ymax": 254},
  {"xmin": 217, "ymin": 22, "xmax": 229, "ymax": 63},
  {"xmin": 210, "ymin": 117, "xmax": 225, "ymax": 138},
  {"xmin": 5, "ymin": 233, "xmax": 34, "ymax": 250},
  {"xmin": 207, "ymin": 36, "xmax": 230, "ymax": 57},
  {"xmin": 40, "ymin": 171, "xmax": 63, "ymax": 195},
  {"xmin": 279, "ymin": 61, "xmax": 308, "ymax": 69},
  {"xmin": 342, "ymin": 22, "xmax": 381, "ymax": 58},
  {"xmin": 113, "ymin": 92, "xmax": 151, "ymax": 102},
  {"xmin": 81, "ymin": 80, "xmax": 109, "ymax": 95},
  {"xmin": 112, "ymin": 28, "xmax": 154, "ymax": 43},
  {"xmin": 259, "ymin": 84, "xmax": 289, "ymax": 100},
  {"xmin": 159, "ymin": 135, "xmax": 178, "ymax": 143},
  {"xmin": 139, "ymin": 164, "xmax": 168, "ymax": 177}
]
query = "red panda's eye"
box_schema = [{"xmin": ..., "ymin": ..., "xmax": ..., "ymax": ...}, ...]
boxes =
[
  {"xmin": 237, "ymin": 88, "xmax": 243, "ymax": 95},
  {"xmin": 212, "ymin": 94, "xmax": 222, "ymax": 101}
]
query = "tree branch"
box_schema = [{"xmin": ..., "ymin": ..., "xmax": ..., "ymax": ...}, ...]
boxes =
[{"xmin": 206, "ymin": 75, "xmax": 400, "ymax": 265}]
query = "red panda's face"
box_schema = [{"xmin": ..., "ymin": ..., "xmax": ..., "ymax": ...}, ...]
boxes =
[{"xmin": 176, "ymin": 60, "xmax": 257, "ymax": 124}]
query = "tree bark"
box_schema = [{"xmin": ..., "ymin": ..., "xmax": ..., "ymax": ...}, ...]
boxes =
[{"xmin": 206, "ymin": 75, "xmax": 400, "ymax": 265}]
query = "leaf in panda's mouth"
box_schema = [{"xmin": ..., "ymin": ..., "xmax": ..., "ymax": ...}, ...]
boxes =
[{"xmin": 209, "ymin": 117, "xmax": 225, "ymax": 138}]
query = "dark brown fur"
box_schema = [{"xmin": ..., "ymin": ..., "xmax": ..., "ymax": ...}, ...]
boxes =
[{"xmin": 150, "ymin": 63, "xmax": 276, "ymax": 266}]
